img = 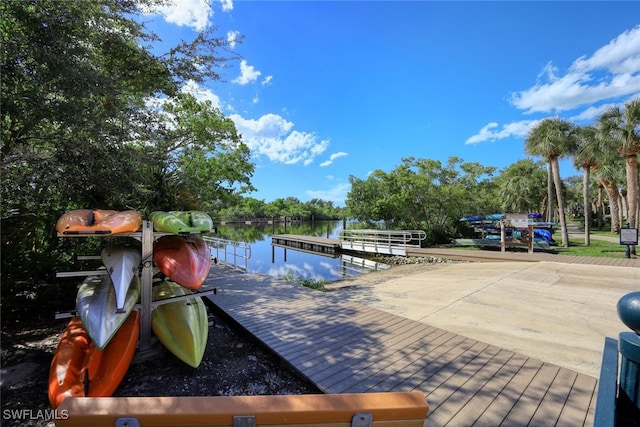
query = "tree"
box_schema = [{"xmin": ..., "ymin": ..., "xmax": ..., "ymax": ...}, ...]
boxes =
[
  {"xmin": 525, "ymin": 118, "xmax": 578, "ymax": 248},
  {"xmin": 0, "ymin": 0, "xmax": 247, "ymax": 321},
  {"xmin": 346, "ymin": 157, "xmax": 498, "ymax": 245},
  {"xmin": 572, "ymin": 126, "xmax": 600, "ymax": 245},
  {"xmin": 598, "ymin": 98, "xmax": 640, "ymax": 234},
  {"xmin": 145, "ymin": 93, "xmax": 255, "ymax": 212},
  {"xmin": 494, "ymin": 159, "xmax": 547, "ymax": 213}
]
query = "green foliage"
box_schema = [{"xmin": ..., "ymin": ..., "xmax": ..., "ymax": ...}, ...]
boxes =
[
  {"xmin": 216, "ymin": 197, "xmax": 346, "ymax": 221},
  {"xmin": 0, "ymin": 0, "xmax": 251, "ymax": 322},
  {"xmin": 494, "ymin": 159, "xmax": 548, "ymax": 213},
  {"xmin": 346, "ymin": 156, "xmax": 499, "ymax": 245},
  {"xmin": 281, "ymin": 271, "xmax": 326, "ymax": 290}
]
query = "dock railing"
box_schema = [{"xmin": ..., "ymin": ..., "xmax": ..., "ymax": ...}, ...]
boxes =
[
  {"xmin": 339, "ymin": 229, "xmax": 426, "ymax": 256},
  {"xmin": 202, "ymin": 236, "xmax": 251, "ymax": 272}
]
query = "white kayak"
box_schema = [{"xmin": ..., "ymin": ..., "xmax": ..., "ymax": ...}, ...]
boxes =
[
  {"xmin": 76, "ymin": 274, "xmax": 140, "ymax": 350},
  {"xmin": 101, "ymin": 246, "xmax": 141, "ymax": 312}
]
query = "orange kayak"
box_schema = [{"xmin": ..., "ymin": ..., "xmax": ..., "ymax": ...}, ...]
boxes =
[
  {"xmin": 154, "ymin": 235, "xmax": 212, "ymax": 289},
  {"xmin": 86, "ymin": 311, "xmax": 140, "ymax": 397},
  {"xmin": 56, "ymin": 209, "xmax": 142, "ymax": 235},
  {"xmin": 48, "ymin": 317, "xmax": 90, "ymax": 409},
  {"xmin": 49, "ymin": 312, "xmax": 140, "ymax": 408}
]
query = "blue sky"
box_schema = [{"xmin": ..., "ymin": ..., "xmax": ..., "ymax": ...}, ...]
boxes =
[{"xmin": 142, "ymin": 1, "xmax": 640, "ymax": 206}]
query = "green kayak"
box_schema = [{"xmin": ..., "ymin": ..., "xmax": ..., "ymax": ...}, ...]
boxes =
[{"xmin": 150, "ymin": 211, "xmax": 213, "ymax": 234}]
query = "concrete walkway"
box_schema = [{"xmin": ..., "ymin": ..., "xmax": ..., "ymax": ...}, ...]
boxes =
[{"xmin": 327, "ymin": 260, "xmax": 639, "ymax": 378}]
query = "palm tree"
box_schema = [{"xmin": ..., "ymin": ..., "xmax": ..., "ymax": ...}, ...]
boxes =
[
  {"xmin": 525, "ymin": 118, "xmax": 578, "ymax": 248},
  {"xmin": 573, "ymin": 126, "xmax": 600, "ymax": 245},
  {"xmin": 594, "ymin": 163, "xmax": 624, "ymax": 234},
  {"xmin": 599, "ymin": 98, "xmax": 640, "ymax": 233}
]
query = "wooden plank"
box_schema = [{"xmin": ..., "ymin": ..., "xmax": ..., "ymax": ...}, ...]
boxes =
[
  {"xmin": 299, "ymin": 319, "xmax": 437, "ymax": 380},
  {"xmin": 338, "ymin": 329, "xmax": 460, "ymax": 393},
  {"xmin": 436, "ymin": 351, "xmax": 521, "ymax": 425},
  {"xmin": 206, "ymin": 265, "xmax": 597, "ymax": 426},
  {"xmin": 499, "ymin": 363, "xmax": 561, "ymax": 426},
  {"xmin": 558, "ymin": 372, "xmax": 598, "ymax": 427},
  {"xmin": 56, "ymin": 392, "xmax": 428, "ymax": 427},
  {"xmin": 460, "ymin": 354, "xmax": 542, "ymax": 426},
  {"xmin": 528, "ymin": 368, "xmax": 578, "ymax": 426},
  {"xmin": 321, "ymin": 327, "xmax": 451, "ymax": 392}
]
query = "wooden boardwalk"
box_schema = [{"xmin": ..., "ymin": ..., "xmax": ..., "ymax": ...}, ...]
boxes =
[{"xmin": 204, "ymin": 266, "xmax": 599, "ymax": 426}]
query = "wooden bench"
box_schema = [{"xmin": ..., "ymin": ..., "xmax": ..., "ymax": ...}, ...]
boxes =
[{"xmin": 55, "ymin": 391, "xmax": 429, "ymax": 426}]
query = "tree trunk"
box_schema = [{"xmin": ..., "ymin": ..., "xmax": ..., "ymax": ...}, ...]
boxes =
[
  {"xmin": 597, "ymin": 183, "xmax": 604, "ymax": 230},
  {"xmin": 546, "ymin": 162, "xmax": 554, "ymax": 223},
  {"xmin": 603, "ymin": 180, "xmax": 621, "ymax": 234},
  {"xmin": 625, "ymin": 154, "xmax": 638, "ymax": 254},
  {"xmin": 583, "ymin": 167, "xmax": 591, "ymax": 246},
  {"xmin": 551, "ymin": 157, "xmax": 569, "ymax": 247}
]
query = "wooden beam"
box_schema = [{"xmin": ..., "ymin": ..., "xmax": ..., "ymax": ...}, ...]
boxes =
[{"xmin": 56, "ymin": 392, "xmax": 428, "ymax": 426}]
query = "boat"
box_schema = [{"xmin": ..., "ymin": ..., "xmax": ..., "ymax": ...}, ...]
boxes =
[
  {"xmin": 49, "ymin": 312, "xmax": 140, "ymax": 408},
  {"xmin": 85, "ymin": 310, "xmax": 140, "ymax": 397},
  {"xmin": 101, "ymin": 245, "xmax": 141, "ymax": 311},
  {"xmin": 56, "ymin": 209, "xmax": 142, "ymax": 235},
  {"xmin": 150, "ymin": 210, "xmax": 213, "ymax": 234},
  {"xmin": 153, "ymin": 235, "xmax": 211, "ymax": 289},
  {"xmin": 48, "ymin": 317, "xmax": 90, "ymax": 409},
  {"xmin": 77, "ymin": 274, "xmax": 140, "ymax": 350},
  {"xmin": 152, "ymin": 280, "xmax": 208, "ymax": 368}
]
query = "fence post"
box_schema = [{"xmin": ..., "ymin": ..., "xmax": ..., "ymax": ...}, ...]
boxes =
[{"xmin": 617, "ymin": 292, "xmax": 640, "ymax": 420}]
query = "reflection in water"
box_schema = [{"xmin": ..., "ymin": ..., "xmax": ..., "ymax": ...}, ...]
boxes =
[{"xmin": 213, "ymin": 221, "xmax": 390, "ymax": 282}]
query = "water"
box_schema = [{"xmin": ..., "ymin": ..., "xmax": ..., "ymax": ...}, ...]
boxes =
[{"xmin": 212, "ymin": 220, "xmax": 390, "ymax": 283}]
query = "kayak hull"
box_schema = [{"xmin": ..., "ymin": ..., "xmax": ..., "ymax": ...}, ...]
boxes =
[
  {"xmin": 153, "ymin": 235, "xmax": 211, "ymax": 289},
  {"xmin": 150, "ymin": 211, "xmax": 213, "ymax": 234},
  {"xmin": 101, "ymin": 246, "xmax": 141, "ymax": 311},
  {"xmin": 49, "ymin": 312, "xmax": 140, "ymax": 408},
  {"xmin": 77, "ymin": 274, "xmax": 140, "ymax": 350},
  {"xmin": 56, "ymin": 209, "xmax": 142, "ymax": 235},
  {"xmin": 48, "ymin": 317, "xmax": 90, "ymax": 409},
  {"xmin": 86, "ymin": 311, "xmax": 140, "ymax": 397},
  {"xmin": 152, "ymin": 281, "xmax": 208, "ymax": 368}
]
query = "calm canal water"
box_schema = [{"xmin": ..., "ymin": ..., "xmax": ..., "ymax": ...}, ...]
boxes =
[{"xmin": 213, "ymin": 220, "xmax": 390, "ymax": 283}]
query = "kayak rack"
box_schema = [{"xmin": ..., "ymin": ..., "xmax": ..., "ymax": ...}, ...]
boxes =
[{"xmin": 55, "ymin": 220, "xmax": 217, "ymax": 352}]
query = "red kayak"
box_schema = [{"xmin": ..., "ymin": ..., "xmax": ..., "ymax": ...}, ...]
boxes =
[
  {"xmin": 48, "ymin": 312, "xmax": 140, "ymax": 408},
  {"xmin": 153, "ymin": 235, "xmax": 212, "ymax": 289}
]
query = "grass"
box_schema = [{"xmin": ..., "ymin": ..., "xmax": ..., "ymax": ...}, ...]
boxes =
[{"xmin": 555, "ymin": 237, "xmax": 633, "ymax": 258}]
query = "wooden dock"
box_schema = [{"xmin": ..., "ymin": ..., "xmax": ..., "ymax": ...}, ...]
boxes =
[
  {"xmin": 272, "ymin": 234, "xmax": 342, "ymax": 256},
  {"xmin": 205, "ymin": 266, "xmax": 597, "ymax": 426}
]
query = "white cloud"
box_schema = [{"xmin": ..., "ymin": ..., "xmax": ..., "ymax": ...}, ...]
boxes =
[
  {"xmin": 227, "ymin": 30, "xmax": 239, "ymax": 48},
  {"xmin": 262, "ymin": 75, "xmax": 273, "ymax": 86},
  {"xmin": 320, "ymin": 151, "xmax": 348, "ymax": 167},
  {"xmin": 465, "ymin": 120, "xmax": 539, "ymax": 145},
  {"xmin": 141, "ymin": 0, "xmax": 212, "ymax": 32},
  {"xmin": 233, "ymin": 60, "xmax": 262, "ymax": 85},
  {"xmin": 510, "ymin": 25, "xmax": 640, "ymax": 114},
  {"xmin": 219, "ymin": 0, "xmax": 233, "ymax": 12},
  {"xmin": 180, "ymin": 80, "xmax": 222, "ymax": 108},
  {"xmin": 230, "ymin": 113, "xmax": 329, "ymax": 165},
  {"xmin": 306, "ymin": 183, "xmax": 351, "ymax": 206}
]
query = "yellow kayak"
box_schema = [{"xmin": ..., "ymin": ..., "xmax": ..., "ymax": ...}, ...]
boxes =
[{"xmin": 152, "ymin": 281, "xmax": 208, "ymax": 368}]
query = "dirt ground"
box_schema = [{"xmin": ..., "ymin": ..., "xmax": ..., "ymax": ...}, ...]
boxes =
[
  {"xmin": 0, "ymin": 303, "xmax": 321, "ymax": 427},
  {"xmin": 0, "ymin": 257, "xmax": 455, "ymax": 427}
]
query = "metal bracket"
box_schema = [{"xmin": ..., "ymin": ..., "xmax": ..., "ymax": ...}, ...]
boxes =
[
  {"xmin": 115, "ymin": 418, "xmax": 140, "ymax": 427},
  {"xmin": 233, "ymin": 415, "xmax": 256, "ymax": 427},
  {"xmin": 352, "ymin": 413, "xmax": 373, "ymax": 427}
]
